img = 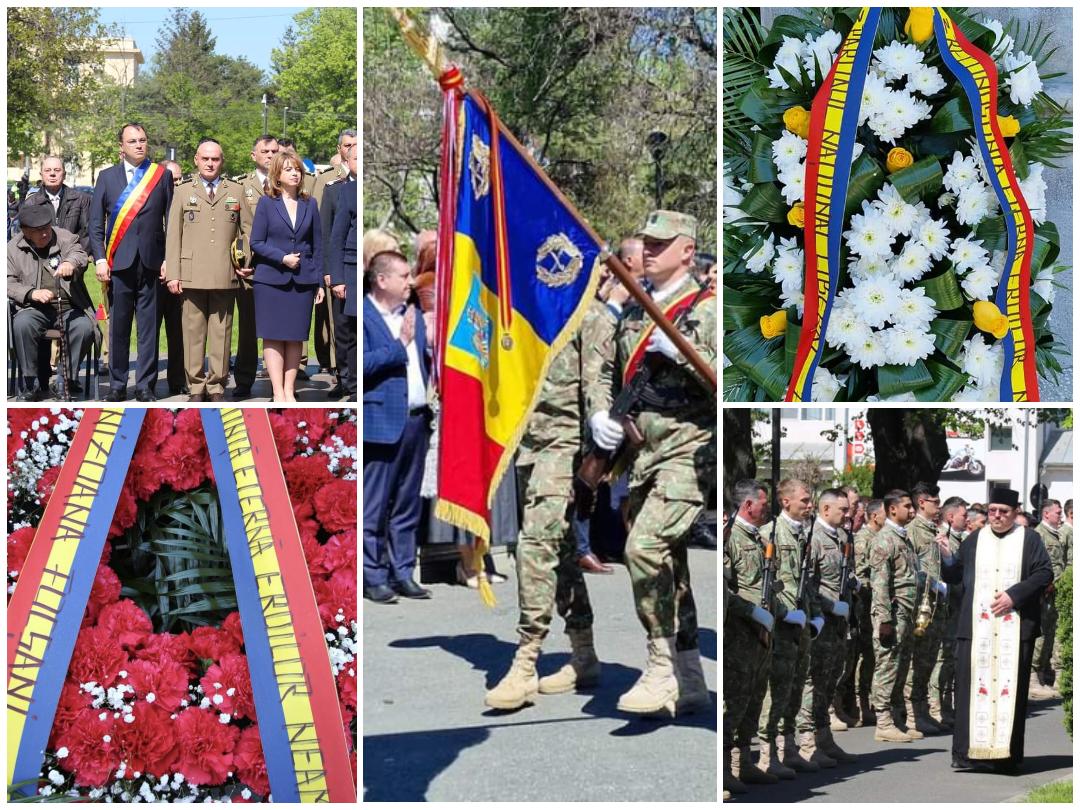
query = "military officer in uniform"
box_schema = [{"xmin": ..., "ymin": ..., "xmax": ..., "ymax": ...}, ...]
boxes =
[
  {"xmin": 852, "ymin": 498, "xmax": 885, "ymax": 726},
  {"xmin": 1032, "ymin": 498, "xmax": 1067, "ymax": 698},
  {"xmin": 165, "ymin": 138, "xmax": 252, "ymax": 402},
  {"xmin": 231, "ymin": 134, "xmax": 280, "ymax": 397},
  {"xmin": 587, "ymin": 209, "xmax": 715, "ymax": 719}
]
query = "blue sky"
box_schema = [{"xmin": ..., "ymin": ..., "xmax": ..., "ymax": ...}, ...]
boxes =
[{"xmin": 95, "ymin": 7, "xmax": 307, "ymax": 75}]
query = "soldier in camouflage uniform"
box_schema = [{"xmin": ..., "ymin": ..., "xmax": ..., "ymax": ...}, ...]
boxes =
[
  {"xmin": 1033, "ymin": 499, "xmax": 1067, "ymax": 698},
  {"xmin": 756, "ymin": 479, "xmax": 821, "ymax": 778},
  {"xmin": 1064, "ymin": 499, "xmax": 1073, "ymax": 567},
  {"xmin": 795, "ymin": 490, "xmax": 857, "ymax": 767},
  {"xmin": 722, "ymin": 480, "xmax": 775, "ymax": 795},
  {"xmin": 484, "ymin": 299, "xmax": 614, "ymax": 710},
  {"xmin": 831, "ymin": 486, "xmax": 863, "ymax": 730},
  {"xmin": 903, "ymin": 482, "xmax": 947, "ymax": 735},
  {"xmin": 852, "ymin": 497, "xmax": 885, "ymax": 726},
  {"xmin": 588, "ymin": 210, "xmax": 715, "ymax": 718},
  {"xmin": 868, "ymin": 489, "xmax": 921, "ymax": 743},
  {"xmin": 933, "ymin": 495, "xmax": 968, "ymax": 725}
]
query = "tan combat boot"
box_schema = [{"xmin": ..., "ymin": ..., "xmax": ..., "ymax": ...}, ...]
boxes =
[
  {"xmin": 484, "ymin": 638, "xmax": 541, "ymax": 710},
  {"xmin": 1029, "ymin": 672, "xmax": 1057, "ymax": 700},
  {"xmin": 874, "ymin": 710, "xmax": 913, "ymax": 743},
  {"xmin": 723, "ymin": 747, "xmax": 747, "ymax": 795},
  {"xmin": 757, "ymin": 738, "xmax": 795, "ymax": 780},
  {"xmin": 538, "ymin": 628, "xmax": 600, "ymax": 694},
  {"xmin": 799, "ymin": 729, "xmax": 837, "ymax": 768},
  {"xmin": 723, "ymin": 790, "xmax": 731, "ymax": 801},
  {"xmin": 780, "ymin": 733, "xmax": 820, "ymax": 773},
  {"xmin": 832, "ymin": 698, "xmax": 857, "ymax": 728},
  {"xmin": 819, "ymin": 728, "xmax": 856, "ymax": 763},
  {"xmin": 829, "ymin": 706, "xmax": 849, "ymax": 732},
  {"xmin": 928, "ymin": 697, "xmax": 952, "ymax": 729},
  {"xmin": 732, "ymin": 745, "xmax": 777, "ymax": 785},
  {"xmin": 617, "ymin": 636, "xmax": 679, "ymax": 716},
  {"xmin": 900, "ymin": 699, "xmax": 924, "ymax": 739},
  {"xmin": 858, "ymin": 695, "xmax": 877, "ymax": 726}
]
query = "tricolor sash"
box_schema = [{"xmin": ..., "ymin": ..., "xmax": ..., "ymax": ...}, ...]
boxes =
[
  {"xmin": 105, "ymin": 160, "xmax": 167, "ymax": 268},
  {"xmin": 968, "ymin": 524, "xmax": 1023, "ymax": 759},
  {"xmin": 786, "ymin": 7, "xmax": 881, "ymax": 402},
  {"xmin": 623, "ymin": 286, "xmax": 715, "ymax": 385},
  {"xmin": 933, "ymin": 8, "xmax": 1039, "ymax": 401}
]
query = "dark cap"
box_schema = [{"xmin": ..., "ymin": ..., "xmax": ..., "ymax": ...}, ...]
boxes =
[
  {"xmin": 19, "ymin": 201, "xmax": 55, "ymax": 228},
  {"xmin": 988, "ymin": 487, "xmax": 1020, "ymax": 509}
]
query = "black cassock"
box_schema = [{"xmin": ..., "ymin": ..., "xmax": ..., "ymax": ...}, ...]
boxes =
[{"xmin": 941, "ymin": 526, "xmax": 1053, "ymax": 767}]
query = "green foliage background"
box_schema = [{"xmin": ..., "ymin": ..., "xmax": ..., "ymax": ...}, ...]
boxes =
[{"xmin": 1057, "ymin": 565, "xmax": 1073, "ymax": 739}]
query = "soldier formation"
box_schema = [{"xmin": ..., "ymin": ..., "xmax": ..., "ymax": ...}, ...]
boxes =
[{"xmin": 724, "ymin": 481, "xmax": 1072, "ymax": 799}]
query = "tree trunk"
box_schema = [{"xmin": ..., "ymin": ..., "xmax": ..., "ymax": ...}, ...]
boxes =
[
  {"xmin": 867, "ymin": 408, "xmax": 950, "ymax": 495},
  {"xmin": 723, "ymin": 408, "xmax": 756, "ymax": 509}
]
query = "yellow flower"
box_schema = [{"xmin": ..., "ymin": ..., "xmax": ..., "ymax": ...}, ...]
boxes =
[
  {"xmin": 787, "ymin": 203, "xmax": 805, "ymax": 228},
  {"xmin": 973, "ymin": 301, "xmax": 1009, "ymax": 339},
  {"xmin": 997, "ymin": 115, "xmax": 1021, "ymax": 138},
  {"xmin": 905, "ymin": 8, "xmax": 935, "ymax": 45},
  {"xmin": 783, "ymin": 106, "xmax": 810, "ymax": 139},
  {"xmin": 886, "ymin": 147, "xmax": 914, "ymax": 173},
  {"xmin": 760, "ymin": 310, "xmax": 788, "ymax": 340}
]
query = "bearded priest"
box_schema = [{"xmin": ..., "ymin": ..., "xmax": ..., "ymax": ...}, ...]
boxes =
[{"xmin": 936, "ymin": 487, "xmax": 1053, "ymax": 774}]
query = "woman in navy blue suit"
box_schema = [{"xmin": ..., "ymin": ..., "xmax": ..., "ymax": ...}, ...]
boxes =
[{"xmin": 249, "ymin": 150, "xmax": 325, "ymax": 401}]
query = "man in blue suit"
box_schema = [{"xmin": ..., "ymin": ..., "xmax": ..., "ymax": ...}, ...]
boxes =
[
  {"xmin": 363, "ymin": 250, "xmax": 432, "ymax": 603},
  {"xmin": 89, "ymin": 122, "xmax": 173, "ymax": 400},
  {"xmin": 329, "ymin": 144, "xmax": 357, "ymax": 400}
]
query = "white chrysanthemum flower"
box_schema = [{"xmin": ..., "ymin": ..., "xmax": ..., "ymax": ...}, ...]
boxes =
[
  {"xmin": 890, "ymin": 241, "xmax": 934, "ymax": 283},
  {"xmin": 772, "ymin": 130, "xmax": 808, "ymax": 171},
  {"xmin": 906, "ymin": 63, "xmax": 946, "ymax": 96},
  {"xmin": 894, "ymin": 286, "xmax": 938, "ymax": 328},
  {"xmin": 826, "ymin": 306, "xmax": 872, "ymax": 349},
  {"xmin": 885, "ymin": 326, "xmax": 937, "ymax": 365},
  {"xmin": 872, "ymin": 183, "xmax": 918, "ymax": 237},
  {"xmin": 943, "ymin": 152, "xmax": 980, "ymax": 194},
  {"xmin": 1002, "ymin": 50, "xmax": 1043, "ymax": 106},
  {"xmin": 859, "ymin": 71, "xmax": 891, "ymax": 125},
  {"xmin": 955, "ymin": 183, "xmax": 997, "ymax": 227},
  {"xmin": 772, "ymin": 238, "xmax": 804, "ymax": 294},
  {"xmin": 873, "ymin": 41, "xmax": 924, "ymax": 81},
  {"xmin": 779, "ymin": 285, "xmax": 805, "ymax": 318},
  {"xmin": 768, "ymin": 36, "xmax": 805, "ymax": 89},
  {"xmin": 849, "ymin": 278, "xmax": 896, "ymax": 328},
  {"xmin": 981, "ymin": 17, "xmax": 1015, "ymax": 59},
  {"xmin": 811, "ymin": 366, "xmax": 841, "ymax": 402},
  {"xmin": 778, "ymin": 162, "xmax": 806, "ymax": 205},
  {"xmin": 960, "ymin": 263, "xmax": 997, "ymax": 300},
  {"xmin": 848, "ymin": 331, "xmax": 890, "ymax": 369},
  {"xmin": 915, "ymin": 218, "xmax": 951, "ymax": 260},
  {"xmin": 723, "ymin": 172, "xmax": 745, "ymax": 224},
  {"xmin": 849, "ymin": 254, "xmax": 895, "ymax": 283},
  {"xmin": 745, "ymin": 234, "xmax": 775, "ymax": 274},
  {"xmin": 1032, "ymin": 266, "xmax": 1056, "ymax": 305},
  {"xmin": 803, "ymin": 29, "xmax": 842, "ymax": 77},
  {"xmin": 961, "ymin": 335, "xmax": 1005, "ymax": 388},
  {"xmin": 948, "ymin": 236, "xmax": 990, "ymax": 273},
  {"xmin": 1019, "ymin": 162, "xmax": 1047, "ymax": 225},
  {"xmin": 845, "ymin": 202, "xmax": 896, "ymax": 260}
]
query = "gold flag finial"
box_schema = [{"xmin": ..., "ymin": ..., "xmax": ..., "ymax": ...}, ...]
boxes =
[{"xmin": 390, "ymin": 7, "xmax": 447, "ymax": 79}]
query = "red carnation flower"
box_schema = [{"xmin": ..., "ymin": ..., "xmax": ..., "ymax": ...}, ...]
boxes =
[
  {"xmin": 331, "ymin": 420, "xmax": 357, "ymax": 452},
  {"xmin": 233, "ymin": 724, "xmax": 270, "ymax": 797},
  {"xmin": 315, "ymin": 569, "xmax": 357, "ymax": 629},
  {"xmin": 200, "ymin": 653, "xmax": 256, "ymax": 720},
  {"xmin": 222, "ymin": 611, "xmax": 245, "ymax": 650},
  {"xmin": 189, "ymin": 625, "xmax": 242, "ymax": 662},
  {"xmin": 109, "ymin": 485, "xmax": 139, "ymax": 538},
  {"xmin": 313, "ymin": 478, "xmax": 356, "ymax": 533},
  {"xmin": 294, "ymin": 498, "xmax": 316, "ymax": 524},
  {"xmin": 291, "ymin": 408, "xmax": 330, "ymax": 444},
  {"xmin": 113, "ymin": 702, "xmax": 179, "ymax": 777},
  {"xmin": 134, "ymin": 630, "xmax": 196, "ymax": 673},
  {"xmin": 283, "ymin": 453, "xmax": 334, "ymax": 505},
  {"xmin": 85, "ymin": 564, "xmax": 122, "ymax": 624},
  {"xmin": 69, "ymin": 625, "xmax": 128, "ymax": 687},
  {"xmin": 159, "ymin": 433, "xmax": 209, "ymax": 492},
  {"xmin": 55, "ymin": 708, "xmax": 119, "ymax": 787},
  {"xmin": 337, "ymin": 664, "xmax": 357, "ymax": 710},
  {"xmin": 7, "ymin": 526, "xmax": 36, "ymax": 576},
  {"xmin": 313, "ymin": 529, "xmax": 357, "ymax": 576},
  {"xmin": 49, "ymin": 680, "xmax": 92, "ymax": 749},
  {"xmin": 171, "ymin": 707, "xmax": 239, "ymax": 786},
  {"xmin": 126, "ymin": 658, "xmax": 191, "ymax": 711},
  {"xmin": 269, "ymin": 412, "xmax": 299, "ymax": 460},
  {"xmin": 129, "ymin": 444, "xmax": 168, "ymax": 501},
  {"xmin": 96, "ymin": 599, "xmax": 153, "ymax": 650},
  {"xmin": 139, "ymin": 408, "xmax": 176, "ymax": 448}
]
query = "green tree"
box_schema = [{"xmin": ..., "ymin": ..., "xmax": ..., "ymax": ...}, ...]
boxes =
[{"xmin": 271, "ymin": 7, "xmax": 358, "ymax": 162}]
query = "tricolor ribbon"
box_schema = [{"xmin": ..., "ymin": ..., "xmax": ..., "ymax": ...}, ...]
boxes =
[
  {"xmin": 786, "ymin": 7, "xmax": 881, "ymax": 402},
  {"xmin": 105, "ymin": 160, "xmax": 167, "ymax": 269},
  {"xmin": 933, "ymin": 7, "xmax": 1039, "ymax": 401}
]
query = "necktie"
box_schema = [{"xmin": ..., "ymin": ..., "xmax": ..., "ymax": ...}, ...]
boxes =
[
  {"xmin": 262, "ymin": 178, "xmax": 270, "ymax": 195},
  {"xmin": 207, "ymin": 183, "xmax": 215, "ymax": 202}
]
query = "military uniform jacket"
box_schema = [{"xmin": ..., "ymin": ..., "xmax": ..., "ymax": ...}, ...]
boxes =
[
  {"xmin": 808, "ymin": 519, "xmax": 846, "ymax": 615},
  {"xmin": 868, "ymin": 521, "xmax": 920, "ymax": 625},
  {"xmin": 165, "ymin": 178, "xmax": 252, "ymax": 289},
  {"xmin": 234, "ymin": 172, "xmax": 270, "ymax": 277},
  {"xmin": 763, "ymin": 512, "xmax": 820, "ymax": 621},
  {"xmin": 312, "ymin": 164, "xmax": 347, "ymax": 208},
  {"xmin": 908, "ymin": 513, "xmax": 944, "ymax": 579},
  {"xmin": 7, "ymin": 226, "xmax": 96, "ymax": 323},
  {"xmin": 724, "ymin": 519, "xmax": 768, "ymax": 624},
  {"xmin": 1062, "ymin": 523, "xmax": 1073, "ymax": 568},
  {"xmin": 853, "ymin": 524, "xmax": 878, "ymax": 590},
  {"xmin": 1035, "ymin": 522, "xmax": 1068, "ymax": 581}
]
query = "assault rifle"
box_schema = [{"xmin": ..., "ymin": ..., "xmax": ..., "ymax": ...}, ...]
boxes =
[
  {"xmin": 839, "ymin": 530, "xmax": 859, "ymax": 641},
  {"xmin": 758, "ymin": 536, "xmax": 777, "ymax": 649}
]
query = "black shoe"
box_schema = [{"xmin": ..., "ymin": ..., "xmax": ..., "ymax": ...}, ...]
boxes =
[
  {"xmin": 232, "ymin": 386, "xmax": 252, "ymax": 400},
  {"xmin": 392, "ymin": 579, "xmax": 432, "ymax": 599},
  {"xmin": 104, "ymin": 388, "xmax": 127, "ymax": 402},
  {"xmin": 326, "ymin": 384, "xmax": 345, "ymax": 399},
  {"xmin": 952, "ymin": 755, "xmax": 995, "ymax": 773},
  {"xmin": 68, "ymin": 379, "xmax": 83, "ymax": 395},
  {"xmin": 364, "ymin": 584, "xmax": 398, "ymax": 604},
  {"xmin": 296, "ymin": 367, "xmax": 310, "ymax": 381},
  {"xmin": 17, "ymin": 384, "xmax": 45, "ymax": 402},
  {"xmin": 135, "ymin": 388, "xmax": 157, "ymax": 402},
  {"xmin": 169, "ymin": 384, "xmax": 190, "ymax": 397}
]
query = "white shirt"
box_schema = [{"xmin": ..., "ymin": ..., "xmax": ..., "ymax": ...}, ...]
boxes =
[
  {"xmin": 368, "ymin": 294, "xmax": 426, "ymax": 409},
  {"xmin": 256, "ymin": 169, "xmax": 268, "ymax": 190},
  {"xmin": 45, "ymin": 188, "xmax": 61, "ymax": 211},
  {"xmin": 204, "ymin": 177, "xmax": 220, "ymax": 198},
  {"xmin": 734, "ymin": 515, "xmax": 759, "ymax": 536},
  {"xmin": 123, "ymin": 159, "xmax": 142, "ymax": 183}
]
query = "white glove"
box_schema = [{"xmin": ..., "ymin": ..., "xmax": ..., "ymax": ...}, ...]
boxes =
[
  {"xmin": 935, "ymin": 581, "xmax": 948, "ymax": 597},
  {"xmin": 782, "ymin": 609, "xmax": 807, "ymax": 628},
  {"xmin": 809, "ymin": 616, "xmax": 825, "ymax": 639},
  {"xmin": 588, "ymin": 410, "xmax": 624, "ymax": 451},
  {"xmin": 832, "ymin": 600, "xmax": 850, "ymax": 619},
  {"xmin": 646, "ymin": 329, "xmax": 679, "ymax": 361},
  {"xmin": 750, "ymin": 605, "xmax": 774, "ymax": 634}
]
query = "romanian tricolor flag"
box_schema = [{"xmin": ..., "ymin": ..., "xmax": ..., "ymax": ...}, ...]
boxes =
[{"xmin": 434, "ymin": 85, "xmax": 601, "ymax": 557}]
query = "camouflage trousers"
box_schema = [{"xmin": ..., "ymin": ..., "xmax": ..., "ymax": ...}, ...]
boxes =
[
  {"xmin": 836, "ymin": 593, "xmax": 871, "ymax": 704},
  {"xmin": 757, "ymin": 622, "xmax": 804, "ymax": 742},
  {"xmin": 1033, "ymin": 599, "xmax": 1060, "ymax": 677},
  {"xmin": 935, "ymin": 604, "xmax": 960, "ymax": 709},
  {"xmin": 723, "ymin": 618, "xmax": 770, "ymax": 748},
  {"xmin": 797, "ymin": 615, "xmax": 847, "ymax": 732},
  {"xmin": 785, "ymin": 624, "xmax": 813, "ymax": 732},
  {"xmin": 515, "ymin": 458, "xmax": 593, "ymax": 644},
  {"xmin": 906, "ymin": 610, "xmax": 944, "ymax": 703},
  {"xmin": 871, "ymin": 614, "xmax": 914, "ymax": 712}
]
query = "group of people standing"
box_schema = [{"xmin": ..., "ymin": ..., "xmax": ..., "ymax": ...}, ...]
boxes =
[{"xmin": 724, "ymin": 479, "xmax": 1071, "ymax": 798}]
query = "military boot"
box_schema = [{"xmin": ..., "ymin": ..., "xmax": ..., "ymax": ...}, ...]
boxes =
[
  {"xmin": 1047, "ymin": 669, "xmax": 1063, "ymax": 698},
  {"xmin": 819, "ymin": 728, "xmax": 856, "ymax": 763},
  {"xmin": 798, "ymin": 729, "xmax": 836, "ymax": 768},
  {"xmin": 723, "ymin": 747, "xmax": 747, "ymax": 795},
  {"xmin": 617, "ymin": 636, "xmax": 679, "ymax": 716},
  {"xmin": 757, "ymin": 739, "xmax": 795, "ymax": 780},
  {"xmin": 484, "ymin": 638, "xmax": 541, "ymax": 710},
  {"xmin": 1029, "ymin": 672, "xmax": 1057, "ymax": 700},
  {"xmin": 901, "ymin": 699, "xmax": 925, "ymax": 738},
  {"xmin": 723, "ymin": 790, "xmax": 731, "ymax": 801},
  {"xmin": 673, "ymin": 648, "xmax": 712, "ymax": 714},
  {"xmin": 733, "ymin": 745, "xmax": 777, "ymax": 785},
  {"xmin": 858, "ymin": 695, "xmax": 877, "ymax": 726},
  {"xmin": 538, "ymin": 628, "xmax": 600, "ymax": 694},
  {"xmin": 928, "ymin": 697, "xmax": 952, "ymax": 729},
  {"xmin": 913, "ymin": 700, "xmax": 943, "ymax": 734},
  {"xmin": 874, "ymin": 710, "xmax": 913, "ymax": 743},
  {"xmin": 832, "ymin": 698, "xmax": 857, "ymax": 728},
  {"xmin": 829, "ymin": 706, "xmax": 849, "ymax": 732},
  {"xmin": 780, "ymin": 733, "xmax": 819, "ymax": 773}
]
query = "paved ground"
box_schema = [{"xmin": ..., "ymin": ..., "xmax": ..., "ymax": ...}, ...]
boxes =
[
  {"xmin": 729, "ymin": 698, "xmax": 1072, "ymax": 803},
  {"xmin": 363, "ymin": 547, "xmax": 717, "ymax": 802}
]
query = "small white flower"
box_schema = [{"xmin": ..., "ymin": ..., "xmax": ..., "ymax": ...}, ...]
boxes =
[
  {"xmin": 885, "ymin": 326, "xmax": 936, "ymax": 365},
  {"xmin": 893, "ymin": 287, "xmax": 938, "ymax": 328},
  {"xmin": 1002, "ymin": 50, "xmax": 1042, "ymax": 106},
  {"xmin": 219, "ymin": 713, "xmax": 232, "ymax": 724},
  {"xmin": 961, "ymin": 263, "xmax": 997, "ymax": 300},
  {"xmin": 803, "ymin": 29, "xmax": 842, "ymax": 77},
  {"xmin": 777, "ymin": 162, "xmax": 806, "ymax": 205},
  {"xmin": 811, "ymin": 367, "xmax": 841, "ymax": 402},
  {"xmin": 826, "ymin": 306, "xmax": 871, "ymax": 350},
  {"xmin": 848, "ymin": 331, "xmax": 890, "ymax": 369},
  {"xmin": 873, "ymin": 41, "xmax": 924, "ymax": 81},
  {"xmin": 891, "ymin": 241, "xmax": 933, "ymax": 283},
  {"xmin": 943, "ymin": 151, "xmax": 980, "ymax": 194},
  {"xmin": 103, "ymin": 734, "xmax": 112, "ymax": 743},
  {"xmin": 961, "ymin": 335, "xmax": 1005, "ymax": 388},
  {"xmin": 872, "ymin": 183, "xmax": 918, "ymax": 237},
  {"xmin": 48, "ymin": 769, "xmax": 65, "ymax": 786},
  {"xmin": 906, "ymin": 63, "xmax": 946, "ymax": 96},
  {"xmin": 745, "ymin": 234, "xmax": 775, "ymax": 274},
  {"xmin": 226, "ymin": 687, "xmax": 236, "ymax": 697},
  {"xmin": 915, "ymin": 217, "xmax": 951, "ymax": 260},
  {"xmin": 772, "ymin": 131, "xmax": 807, "ymax": 171},
  {"xmin": 146, "ymin": 692, "xmax": 156, "ymax": 703},
  {"xmin": 981, "ymin": 17, "xmax": 1015, "ymax": 59},
  {"xmin": 56, "ymin": 747, "xmax": 69, "ymax": 759},
  {"xmin": 849, "ymin": 278, "xmax": 896, "ymax": 329},
  {"xmin": 213, "ymin": 694, "xmax": 225, "ymax": 705},
  {"xmin": 1019, "ymin": 162, "xmax": 1047, "ymax": 225},
  {"xmin": 948, "ymin": 236, "xmax": 990, "ymax": 273}
]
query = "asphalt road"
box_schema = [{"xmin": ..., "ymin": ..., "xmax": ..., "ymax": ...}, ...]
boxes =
[
  {"xmin": 729, "ymin": 697, "xmax": 1072, "ymax": 803},
  {"xmin": 363, "ymin": 546, "xmax": 717, "ymax": 802}
]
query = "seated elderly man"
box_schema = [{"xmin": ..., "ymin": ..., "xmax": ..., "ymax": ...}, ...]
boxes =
[{"xmin": 8, "ymin": 200, "xmax": 96, "ymax": 400}]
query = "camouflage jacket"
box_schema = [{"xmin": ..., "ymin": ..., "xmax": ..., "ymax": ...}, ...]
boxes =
[
  {"xmin": 808, "ymin": 519, "xmax": 845, "ymax": 614},
  {"xmin": 1036, "ymin": 522, "xmax": 1069, "ymax": 581},
  {"xmin": 867, "ymin": 521, "xmax": 920, "ymax": 624},
  {"xmin": 1063, "ymin": 523, "xmax": 1073, "ymax": 568},
  {"xmin": 908, "ymin": 513, "xmax": 943, "ymax": 579},
  {"xmin": 724, "ymin": 518, "xmax": 768, "ymax": 623},
  {"xmin": 763, "ymin": 512, "xmax": 820, "ymax": 621},
  {"xmin": 853, "ymin": 524, "xmax": 878, "ymax": 589}
]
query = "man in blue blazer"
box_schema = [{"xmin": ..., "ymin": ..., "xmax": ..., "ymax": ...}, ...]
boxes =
[
  {"xmin": 329, "ymin": 145, "xmax": 357, "ymax": 400},
  {"xmin": 89, "ymin": 122, "xmax": 173, "ymax": 401},
  {"xmin": 364, "ymin": 250, "xmax": 432, "ymax": 603}
]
